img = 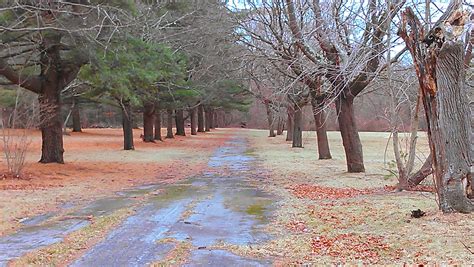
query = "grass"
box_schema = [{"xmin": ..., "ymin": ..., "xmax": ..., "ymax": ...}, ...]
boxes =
[
  {"xmin": 5, "ymin": 129, "xmax": 473, "ymax": 265},
  {"xmin": 229, "ymin": 129, "xmax": 474, "ymax": 265}
]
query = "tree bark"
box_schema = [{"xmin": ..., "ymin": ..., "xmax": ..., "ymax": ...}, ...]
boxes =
[
  {"xmin": 154, "ymin": 108, "xmax": 162, "ymax": 141},
  {"xmin": 265, "ymin": 101, "xmax": 276, "ymax": 137},
  {"xmin": 197, "ymin": 104, "xmax": 205, "ymax": 132},
  {"xmin": 309, "ymin": 88, "xmax": 332, "ymax": 159},
  {"xmin": 308, "ymin": 78, "xmax": 332, "ymax": 159},
  {"xmin": 292, "ymin": 107, "xmax": 303, "ymax": 148},
  {"xmin": 71, "ymin": 97, "xmax": 82, "ymax": 133},
  {"xmin": 407, "ymin": 155, "xmax": 433, "ymax": 187},
  {"xmin": 142, "ymin": 102, "xmax": 155, "ymax": 142},
  {"xmin": 427, "ymin": 42, "xmax": 473, "ymax": 212},
  {"xmin": 121, "ymin": 101, "xmax": 134, "ymax": 150},
  {"xmin": 286, "ymin": 106, "xmax": 294, "ymax": 141},
  {"xmin": 190, "ymin": 107, "xmax": 197, "ymax": 135},
  {"xmin": 315, "ymin": 110, "xmax": 332, "ymax": 159},
  {"xmin": 37, "ymin": 36, "xmax": 73, "ymax": 163},
  {"xmin": 175, "ymin": 109, "xmax": 185, "ymax": 136},
  {"xmin": 399, "ymin": 6, "xmax": 473, "ymax": 212},
  {"xmin": 39, "ymin": 86, "xmax": 64, "ymax": 163},
  {"xmin": 336, "ymin": 96, "xmax": 365, "ymax": 172},
  {"xmin": 166, "ymin": 109, "xmax": 174, "ymax": 139}
]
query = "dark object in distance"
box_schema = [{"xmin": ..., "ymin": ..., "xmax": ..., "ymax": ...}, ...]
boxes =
[{"xmin": 411, "ymin": 209, "xmax": 425, "ymax": 218}]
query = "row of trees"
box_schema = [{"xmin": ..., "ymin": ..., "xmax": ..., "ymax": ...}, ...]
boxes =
[
  {"xmin": 0, "ymin": 0, "xmax": 472, "ymax": 213},
  {"xmin": 235, "ymin": 0, "xmax": 473, "ymax": 213},
  {"xmin": 0, "ymin": 1, "xmax": 251, "ymax": 161}
]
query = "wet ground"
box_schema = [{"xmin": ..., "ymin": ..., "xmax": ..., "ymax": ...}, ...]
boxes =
[{"xmin": 0, "ymin": 136, "xmax": 274, "ymax": 266}]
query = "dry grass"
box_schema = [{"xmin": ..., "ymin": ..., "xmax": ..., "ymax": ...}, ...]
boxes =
[
  {"xmin": 235, "ymin": 129, "xmax": 474, "ymax": 265},
  {"xmin": 0, "ymin": 128, "xmax": 230, "ymax": 236},
  {"xmin": 2, "ymin": 128, "xmax": 473, "ymax": 265}
]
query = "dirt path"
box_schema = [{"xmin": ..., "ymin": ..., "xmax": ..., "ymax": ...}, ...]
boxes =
[{"xmin": 1, "ymin": 134, "xmax": 275, "ymax": 266}]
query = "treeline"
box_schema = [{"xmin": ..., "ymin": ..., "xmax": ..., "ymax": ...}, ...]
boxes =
[
  {"xmin": 234, "ymin": 0, "xmax": 473, "ymax": 213},
  {"xmin": 0, "ymin": 1, "xmax": 251, "ymax": 161}
]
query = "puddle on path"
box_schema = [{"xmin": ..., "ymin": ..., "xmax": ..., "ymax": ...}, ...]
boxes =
[
  {"xmin": 0, "ymin": 187, "xmax": 144, "ymax": 266},
  {"xmin": 74, "ymin": 136, "xmax": 274, "ymax": 266},
  {"xmin": 1, "ymin": 136, "xmax": 275, "ymax": 266},
  {"xmin": 185, "ymin": 249, "xmax": 272, "ymax": 267}
]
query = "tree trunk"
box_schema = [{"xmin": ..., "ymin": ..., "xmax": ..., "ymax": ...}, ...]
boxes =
[
  {"xmin": 265, "ymin": 102, "xmax": 276, "ymax": 137},
  {"xmin": 399, "ymin": 7, "xmax": 473, "ymax": 212},
  {"xmin": 197, "ymin": 104, "xmax": 205, "ymax": 132},
  {"xmin": 190, "ymin": 107, "xmax": 197, "ymax": 135},
  {"xmin": 175, "ymin": 109, "xmax": 185, "ymax": 136},
  {"xmin": 292, "ymin": 107, "xmax": 303, "ymax": 148},
  {"xmin": 39, "ymin": 87, "xmax": 64, "ymax": 163},
  {"xmin": 154, "ymin": 108, "xmax": 162, "ymax": 141},
  {"xmin": 286, "ymin": 106, "xmax": 294, "ymax": 141},
  {"xmin": 407, "ymin": 155, "xmax": 433, "ymax": 187},
  {"xmin": 393, "ymin": 95, "xmax": 428, "ymax": 190},
  {"xmin": 222, "ymin": 113, "xmax": 227, "ymax": 127},
  {"xmin": 336, "ymin": 96, "xmax": 365, "ymax": 172},
  {"xmin": 166, "ymin": 109, "xmax": 174, "ymax": 139},
  {"xmin": 209, "ymin": 108, "xmax": 215, "ymax": 129},
  {"xmin": 71, "ymin": 97, "xmax": 82, "ymax": 133},
  {"xmin": 309, "ymin": 80, "xmax": 332, "ymax": 159},
  {"xmin": 121, "ymin": 101, "xmax": 134, "ymax": 150},
  {"xmin": 314, "ymin": 110, "xmax": 332, "ymax": 159},
  {"xmin": 38, "ymin": 40, "xmax": 66, "ymax": 164},
  {"xmin": 142, "ymin": 102, "xmax": 155, "ymax": 142},
  {"xmin": 277, "ymin": 117, "xmax": 284, "ymax": 135},
  {"xmin": 213, "ymin": 110, "xmax": 219, "ymax": 128},
  {"xmin": 205, "ymin": 107, "xmax": 211, "ymax": 132},
  {"xmin": 425, "ymin": 42, "xmax": 473, "ymax": 212}
]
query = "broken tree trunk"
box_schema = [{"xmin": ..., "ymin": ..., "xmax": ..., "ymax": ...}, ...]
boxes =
[{"xmin": 399, "ymin": 4, "xmax": 473, "ymax": 212}]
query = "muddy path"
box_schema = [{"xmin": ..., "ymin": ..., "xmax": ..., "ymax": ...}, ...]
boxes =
[{"xmin": 0, "ymin": 135, "xmax": 275, "ymax": 266}]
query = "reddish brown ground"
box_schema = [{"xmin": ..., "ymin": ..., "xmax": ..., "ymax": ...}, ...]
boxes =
[{"xmin": 0, "ymin": 128, "xmax": 230, "ymax": 236}]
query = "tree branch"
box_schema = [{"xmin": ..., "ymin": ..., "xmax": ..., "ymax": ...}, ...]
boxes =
[{"xmin": 0, "ymin": 58, "xmax": 41, "ymax": 93}]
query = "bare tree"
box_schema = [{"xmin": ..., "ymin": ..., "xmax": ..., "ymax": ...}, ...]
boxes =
[
  {"xmin": 235, "ymin": 0, "xmax": 332, "ymax": 155},
  {"xmin": 0, "ymin": 88, "xmax": 40, "ymax": 177},
  {"xmin": 284, "ymin": 0, "xmax": 406, "ymax": 172}
]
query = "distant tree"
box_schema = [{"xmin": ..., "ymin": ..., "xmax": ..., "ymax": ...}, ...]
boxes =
[{"xmin": 81, "ymin": 38, "xmax": 186, "ymax": 150}]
